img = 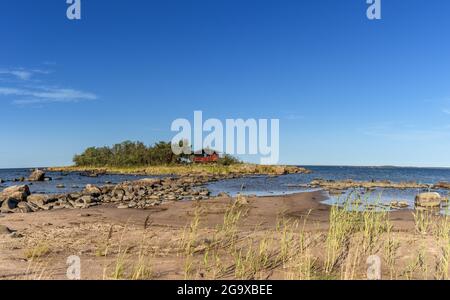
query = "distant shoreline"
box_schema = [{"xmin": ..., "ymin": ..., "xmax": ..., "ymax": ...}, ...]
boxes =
[{"xmin": 4, "ymin": 164, "xmax": 450, "ymax": 171}]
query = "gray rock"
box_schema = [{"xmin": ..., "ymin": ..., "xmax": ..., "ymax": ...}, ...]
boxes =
[
  {"xmin": 0, "ymin": 185, "xmax": 31, "ymax": 202},
  {"xmin": 83, "ymin": 184, "xmax": 102, "ymax": 196},
  {"xmin": 415, "ymin": 192, "xmax": 442, "ymax": 208},
  {"xmin": 1, "ymin": 198, "xmax": 19, "ymax": 213},
  {"xmin": 16, "ymin": 202, "xmax": 33, "ymax": 213},
  {"xmin": 27, "ymin": 194, "xmax": 49, "ymax": 207},
  {"xmin": 28, "ymin": 169, "xmax": 45, "ymax": 181},
  {"xmin": 80, "ymin": 195, "xmax": 94, "ymax": 205}
]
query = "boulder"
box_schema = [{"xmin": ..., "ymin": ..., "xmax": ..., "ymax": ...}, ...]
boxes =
[
  {"xmin": 1, "ymin": 198, "xmax": 19, "ymax": 212},
  {"xmin": 415, "ymin": 192, "xmax": 442, "ymax": 208},
  {"xmin": 1, "ymin": 185, "xmax": 30, "ymax": 196},
  {"xmin": 83, "ymin": 184, "xmax": 102, "ymax": 196},
  {"xmin": 0, "ymin": 185, "xmax": 30, "ymax": 202},
  {"xmin": 137, "ymin": 178, "xmax": 162, "ymax": 187},
  {"xmin": 28, "ymin": 169, "xmax": 45, "ymax": 181},
  {"xmin": 27, "ymin": 194, "xmax": 49, "ymax": 207}
]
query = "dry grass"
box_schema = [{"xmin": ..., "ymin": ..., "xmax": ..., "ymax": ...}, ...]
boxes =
[
  {"xmin": 47, "ymin": 164, "xmax": 307, "ymax": 176},
  {"xmin": 24, "ymin": 243, "xmax": 51, "ymax": 260},
  {"xmin": 12, "ymin": 193, "xmax": 450, "ymax": 280}
]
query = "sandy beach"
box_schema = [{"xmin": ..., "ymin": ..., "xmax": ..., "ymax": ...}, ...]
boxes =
[{"xmin": 2, "ymin": 189, "xmax": 443, "ymax": 280}]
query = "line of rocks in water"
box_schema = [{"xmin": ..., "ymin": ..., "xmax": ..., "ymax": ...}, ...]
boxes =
[
  {"xmin": 309, "ymin": 179, "xmax": 450, "ymax": 210},
  {"xmin": 0, "ymin": 174, "xmax": 237, "ymax": 214},
  {"xmin": 308, "ymin": 179, "xmax": 433, "ymax": 191}
]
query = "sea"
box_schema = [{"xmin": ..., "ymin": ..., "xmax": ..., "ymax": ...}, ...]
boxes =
[{"xmin": 1, "ymin": 166, "xmax": 450, "ymax": 209}]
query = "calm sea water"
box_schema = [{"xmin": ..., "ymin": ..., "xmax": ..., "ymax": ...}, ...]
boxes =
[
  {"xmin": 0, "ymin": 168, "xmax": 150, "ymax": 194},
  {"xmin": 205, "ymin": 166, "xmax": 450, "ymax": 210},
  {"xmin": 2, "ymin": 166, "xmax": 450, "ymax": 210}
]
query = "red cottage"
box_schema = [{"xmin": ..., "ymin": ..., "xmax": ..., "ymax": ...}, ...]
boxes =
[{"xmin": 192, "ymin": 150, "xmax": 219, "ymax": 163}]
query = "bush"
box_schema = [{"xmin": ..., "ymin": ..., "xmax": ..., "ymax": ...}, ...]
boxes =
[
  {"xmin": 73, "ymin": 141, "xmax": 241, "ymax": 167},
  {"xmin": 218, "ymin": 154, "xmax": 242, "ymax": 166}
]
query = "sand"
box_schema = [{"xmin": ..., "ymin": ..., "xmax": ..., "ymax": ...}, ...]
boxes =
[{"xmin": 0, "ymin": 191, "xmax": 438, "ymax": 280}]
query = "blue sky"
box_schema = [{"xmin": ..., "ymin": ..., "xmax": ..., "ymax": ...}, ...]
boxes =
[{"xmin": 1, "ymin": 0, "xmax": 450, "ymax": 168}]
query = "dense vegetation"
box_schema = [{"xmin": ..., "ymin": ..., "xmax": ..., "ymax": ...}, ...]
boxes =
[{"xmin": 73, "ymin": 141, "xmax": 241, "ymax": 167}]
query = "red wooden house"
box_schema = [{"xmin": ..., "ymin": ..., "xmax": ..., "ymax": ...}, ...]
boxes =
[{"xmin": 192, "ymin": 150, "xmax": 219, "ymax": 163}]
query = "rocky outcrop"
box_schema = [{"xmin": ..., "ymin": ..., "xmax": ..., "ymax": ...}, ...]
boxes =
[
  {"xmin": 0, "ymin": 185, "xmax": 31, "ymax": 213},
  {"xmin": 415, "ymin": 192, "xmax": 442, "ymax": 208},
  {"xmin": 309, "ymin": 179, "xmax": 429, "ymax": 191},
  {"xmin": 433, "ymin": 182, "xmax": 450, "ymax": 189},
  {"xmin": 0, "ymin": 175, "xmax": 216, "ymax": 214},
  {"xmin": 28, "ymin": 169, "xmax": 46, "ymax": 181}
]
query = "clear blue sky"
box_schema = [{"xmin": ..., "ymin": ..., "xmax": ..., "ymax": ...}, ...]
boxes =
[{"xmin": 1, "ymin": 0, "xmax": 450, "ymax": 168}]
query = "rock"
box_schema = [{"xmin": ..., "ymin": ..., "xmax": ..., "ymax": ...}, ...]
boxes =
[
  {"xmin": 136, "ymin": 178, "xmax": 162, "ymax": 187},
  {"xmin": 28, "ymin": 169, "xmax": 45, "ymax": 181},
  {"xmin": 16, "ymin": 202, "xmax": 33, "ymax": 213},
  {"xmin": 415, "ymin": 192, "xmax": 442, "ymax": 208},
  {"xmin": 390, "ymin": 201, "xmax": 409, "ymax": 208},
  {"xmin": 433, "ymin": 182, "xmax": 450, "ymax": 189},
  {"xmin": 0, "ymin": 186, "xmax": 29, "ymax": 211},
  {"xmin": 27, "ymin": 194, "xmax": 49, "ymax": 207},
  {"xmin": 1, "ymin": 185, "xmax": 30, "ymax": 199},
  {"xmin": 0, "ymin": 225, "xmax": 12, "ymax": 235},
  {"xmin": 273, "ymin": 166, "xmax": 288, "ymax": 175},
  {"xmin": 80, "ymin": 195, "xmax": 94, "ymax": 205},
  {"xmin": 83, "ymin": 184, "xmax": 102, "ymax": 196},
  {"xmin": 56, "ymin": 184, "xmax": 65, "ymax": 189},
  {"xmin": 199, "ymin": 190, "xmax": 210, "ymax": 196},
  {"xmin": 117, "ymin": 204, "xmax": 129, "ymax": 209},
  {"xmin": 1, "ymin": 198, "xmax": 19, "ymax": 212}
]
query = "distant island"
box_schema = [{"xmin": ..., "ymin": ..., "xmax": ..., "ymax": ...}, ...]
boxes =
[{"xmin": 48, "ymin": 140, "xmax": 311, "ymax": 176}]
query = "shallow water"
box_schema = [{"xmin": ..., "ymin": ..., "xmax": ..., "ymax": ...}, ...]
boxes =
[
  {"xmin": 0, "ymin": 168, "xmax": 151, "ymax": 194},
  {"xmin": 205, "ymin": 166, "xmax": 450, "ymax": 210},
  {"xmin": 2, "ymin": 166, "xmax": 450, "ymax": 211}
]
